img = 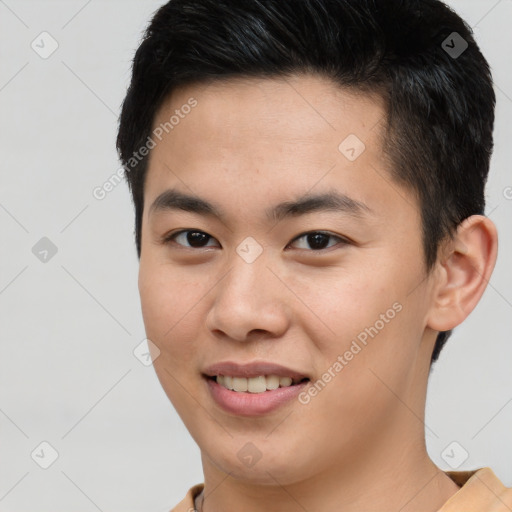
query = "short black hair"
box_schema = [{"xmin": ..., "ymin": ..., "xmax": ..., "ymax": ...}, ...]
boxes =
[{"xmin": 116, "ymin": 0, "xmax": 495, "ymax": 364}]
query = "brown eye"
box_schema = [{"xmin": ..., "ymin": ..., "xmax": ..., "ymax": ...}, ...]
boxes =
[
  {"xmin": 289, "ymin": 231, "xmax": 348, "ymax": 251},
  {"xmin": 164, "ymin": 230, "xmax": 219, "ymax": 248}
]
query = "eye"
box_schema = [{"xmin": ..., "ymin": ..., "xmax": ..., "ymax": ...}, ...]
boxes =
[
  {"xmin": 288, "ymin": 231, "xmax": 349, "ymax": 251},
  {"xmin": 162, "ymin": 229, "xmax": 349, "ymax": 252},
  {"xmin": 163, "ymin": 230, "xmax": 220, "ymax": 249}
]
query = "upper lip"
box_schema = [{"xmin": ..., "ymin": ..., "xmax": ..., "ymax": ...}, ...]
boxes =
[{"xmin": 203, "ymin": 361, "xmax": 310, "ymax": 381}]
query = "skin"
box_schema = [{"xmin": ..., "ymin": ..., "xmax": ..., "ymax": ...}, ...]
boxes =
[{"xmin": 137, "ymin": 73, "xmax": 498, "ymax": 512}]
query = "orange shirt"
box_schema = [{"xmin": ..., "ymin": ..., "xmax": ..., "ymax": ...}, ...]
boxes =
[{"xmin": 170, "ymin": 467, "xmax": 511, "ymax": 512}]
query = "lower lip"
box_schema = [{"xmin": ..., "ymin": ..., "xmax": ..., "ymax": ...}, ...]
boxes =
[{"xmin": 205, "ymin": 377, "xmax": 309, "ymax": 416}]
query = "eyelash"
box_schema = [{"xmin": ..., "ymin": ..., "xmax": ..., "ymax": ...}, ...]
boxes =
[{"xmin": 161, "ymin": 229, "xmax": 351, "ymax": 252}]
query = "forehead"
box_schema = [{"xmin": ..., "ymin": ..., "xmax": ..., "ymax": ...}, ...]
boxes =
[
  {"xmin": 151, "ymin": 74, "xmax": 387, "ymax": 156},
  {"xmin": 144, "ymin": 74, "xmax": 417, "ymax": 229}
]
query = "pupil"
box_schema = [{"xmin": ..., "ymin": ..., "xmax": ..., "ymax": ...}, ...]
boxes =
[
  {"xmin": 308, "ymin": 233, "xmax": 329, "ymax": 250},
  {"xmin": 188, "ymin": 231, "xmax": 209, "ymax": 247}
]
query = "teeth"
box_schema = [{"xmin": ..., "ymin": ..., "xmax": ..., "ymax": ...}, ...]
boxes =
[
  {"xmin": 232, "ymin": 377, "xmax": 248, "ymax": 392},
  {"xmin": 215, "ymin": 375, "xmax": 300, "ymax": 393},
  {"xmin": 247, "ymin": 376, "xmax": 266, "ymax": 393},
  {"xmin": 279, "ymin": 377, "xmax": 292, "ymax": 387},
  {"xmin": 266, "ymin": 375, "xmax": 280, "ymax": 390}
]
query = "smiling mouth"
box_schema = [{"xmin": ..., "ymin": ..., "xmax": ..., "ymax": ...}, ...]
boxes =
[{"xmin": 205, "ymin": 374, "xmax": 309, "ymax": 393}]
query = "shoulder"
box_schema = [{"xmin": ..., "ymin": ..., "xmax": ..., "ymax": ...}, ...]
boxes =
[
  {"xmin": 439, "ymin": 467, "xmax": 512, "ymax": 511},
  {"xmin": 170, "ymin": 483, "xmax": 204, "ymax": 512}
]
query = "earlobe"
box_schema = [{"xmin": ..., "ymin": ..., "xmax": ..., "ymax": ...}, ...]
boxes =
[{"xmin": 427, "ymin": 215, "xmax": 498, "ymax": 332}]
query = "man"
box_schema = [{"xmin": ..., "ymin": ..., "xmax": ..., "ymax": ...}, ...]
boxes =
[{"xmin": 116, "ymin": 0, "xmax": 510, "ymax": 510}]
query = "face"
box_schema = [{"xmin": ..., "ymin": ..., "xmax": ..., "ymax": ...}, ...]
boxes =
[{"xmin": 138, "ymin": 74, "xmax": 439, "ymax": 486}]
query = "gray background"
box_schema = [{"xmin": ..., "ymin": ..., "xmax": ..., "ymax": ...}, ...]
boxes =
[{"xmin": 0, "ymin": 1, "xmax": 511, "ymax": 510}]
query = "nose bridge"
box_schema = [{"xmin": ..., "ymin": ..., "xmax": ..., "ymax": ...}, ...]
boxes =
[
  {"xmin": 225, "ymin": 235, "xmax": 271, "ymax": 300},
  {"xmin": 206, "ymin": 240, "xmax": 289, "ymax": 340}
]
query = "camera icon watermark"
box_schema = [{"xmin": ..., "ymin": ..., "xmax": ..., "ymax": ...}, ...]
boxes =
[
  {"xmin": 236, "ymin": 237, "xmax": 263, "ymax": 264},
  {"xmin": 31, "ymin": 31, "xmax": 59, "ymax": 59},
  {"xmin": 441, "ymin": 441, "xmax": 469, "ymax": 469},
  {"xmin": 338, "ymin": 134, "xmax": 366, "ymax": 161},
  {"xmin": 31, "ymin": 441, "xmax": 59, "ymax": 469},
  {"xmin": 441, "ymin": 32, "xmax": 468, "ymax": 59},
  {"xmin": 133, "ymin": 338, "xmax": 160, "ymax": 366},
  {"xmin": 32, "ymin": 237, "xmax": 58, "ymax": 263},
  {"xmin": 237, "ymin": 442, "xmax": 263, "ymax": 468}
]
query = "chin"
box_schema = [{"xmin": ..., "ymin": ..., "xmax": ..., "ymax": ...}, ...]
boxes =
[{"xmin": 203, "ymin": 439, "xmax": 314, "ymax": 486}]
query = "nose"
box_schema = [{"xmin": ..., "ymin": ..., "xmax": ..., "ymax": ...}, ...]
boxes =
[{"xmin": 205, "ymin": 250, "xmax": 291, "ymax": 343}]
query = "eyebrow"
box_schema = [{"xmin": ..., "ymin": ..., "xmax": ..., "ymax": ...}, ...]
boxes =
[{"xmin": 148, "ymin": 188, "xmax": 373, "ymax": 223}]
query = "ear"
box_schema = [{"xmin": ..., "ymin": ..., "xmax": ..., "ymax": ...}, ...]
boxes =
[{"xmin": 426, "ymin": 215, "xmax": 498, "ymax": 332}]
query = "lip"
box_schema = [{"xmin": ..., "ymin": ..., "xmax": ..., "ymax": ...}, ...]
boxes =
[
  {"xmin": 202, "ymin": 360, "xmax": 310, "ymax": 381},
  {"xmin": 202, "ymin": 361, "xmax": 311, "ymax": 416},
  {"xmin": 205, "ymin": 377, "xmax": 309, "ymax": 416}
]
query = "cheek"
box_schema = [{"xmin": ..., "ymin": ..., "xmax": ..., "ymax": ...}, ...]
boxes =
[
  {"xmin": 138, "ymin": 262, "xmax": 210, "ymax": 415},
  {"xmin": 297, "ymin": 308, "xmax": 421, "ymax": 456},
  {"xmin": 319, "ymin": 292, "xmax": 425, "ymax": 414},
  {"xmin": 138, "ymin": 261, "xmax": 205, "ymax": 360},
  {"xmin": 291, "ymin": 264, "xmax": 404, "ymax": 349},
  {"xmin": 298, "ymin": 262, "xmax": 424, "ymax": 393}
]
